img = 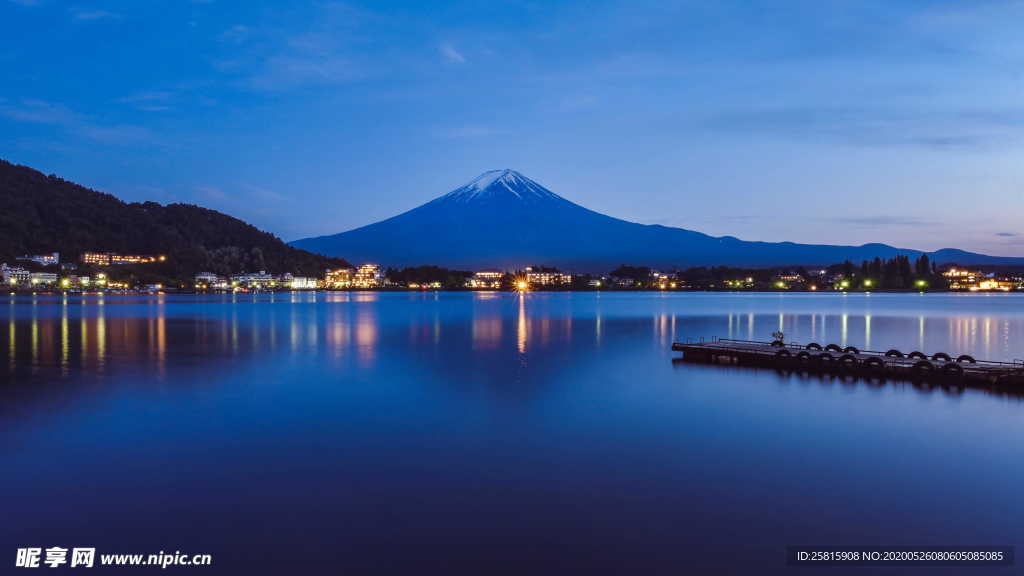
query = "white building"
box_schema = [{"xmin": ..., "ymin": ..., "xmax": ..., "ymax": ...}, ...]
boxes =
[
  {"xmin": 1, "ymin": 264, "xmax": 31, "ymax": 286},
  {"xmin": 231, "ymin": 271, "xmax": 276, "ymax": 290},
  {"xmin": 30, "ymin": 272, "xmax": 58, "ymax": 286},
  {"xmin": 289, "ymin": 276, "xmax": 320, "ymax": 290},
  {"xmin": 466, "ymin": 270, "xmax": 504, "ymax": 289},
  {"xmin": 194, "ymin": 272, "xmax": 229, "ymax": 290}
]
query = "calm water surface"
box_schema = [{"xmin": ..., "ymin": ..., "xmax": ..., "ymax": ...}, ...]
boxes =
[{"xmin": 2, "ymin": 292, "xmax": 1023, "ymax": 574}]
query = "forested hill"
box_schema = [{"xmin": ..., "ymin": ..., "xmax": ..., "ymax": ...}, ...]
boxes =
[{"xmin": 0, "ymin": 159, "xmax": 350, "ymax": 279}]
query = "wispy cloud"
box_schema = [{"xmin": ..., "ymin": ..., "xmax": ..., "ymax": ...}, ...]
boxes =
[
  {"xmin": 832, "ymin": 215, "xmax": 937, "ymax": 228},
  {"xmin": 249, "ymin": 56, "xmax": 359, "ymax": 91},
  {"xmin": 439, "ymin": 43, "xmax": 465, "ymax": 64},
  {"xmin": 217, "ymin": 25, "xmax": 250, "ymax": 44},
  {"xmin": 435, "ymin": 124, "xmax": 497, "ymax": 140},
  {"xmin": 71, "ymin": 9, "xmax": 121, "ymax": 21},
  {"xmin": 0, "ymin": 99, "xmax": 159, "ymax": 145},
  {"xmin": 996, "ymin": 232, "xmax": 1018, "ymax": 237},
  {"xmin": 705, "ymin": 106, "xmax": 1024, "ymax": 151},
  {"xmin": 117, "ymin": 91, "xmax": 175, "ymax": 112},
  {"xmin": 211, "ymin": 3, "xmax": 380, "ymax": 92}
]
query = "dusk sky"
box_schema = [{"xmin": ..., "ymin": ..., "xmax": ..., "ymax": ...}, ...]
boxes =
[{"xmin": 2, "ymin": 0, "xmax": 1022, "ymax": 254}]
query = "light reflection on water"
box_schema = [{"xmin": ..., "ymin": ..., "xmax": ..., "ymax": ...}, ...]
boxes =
[{"xmin": 3, "ymin": 292, "xmax": 1024, "ymax": 574}]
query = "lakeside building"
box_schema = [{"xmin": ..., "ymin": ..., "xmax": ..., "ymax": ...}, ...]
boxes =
[
  {"xmin": 194, "ymin": 272, "xmax": 229, "ymax": 290},
  {"xmin": 772, "ymin": 272, "xmax": 805, "ymax": 289},
  {"xmin": 408, "ymin": 281, "xmax": 443, "ymax": 289},
  {"xmin": 29, "ymin": 272, "xmax": 58, "ymax": 286},
  {"xmin": 944, "ymin": 268, "xmax": 1015, "ymax": 291},
  {"xmin": 17, "ymin": 252, "xmax": 59, "ymax": 266},
  {"xmin": 724, "ymin": 277, "xmax": 755, "ymax": 289},
  {"xmin": 613, "ymin": 277, "xmax": 636, "ymax": 288},
  {"xmin": 231, "ymin": 271, "xmax": 276, "ymax": 290},
  {"xmin": 60, "ymin": 276, "xmax": 91, "ymax": 289},
  {"xmin": 353, "ymin": 264, "xmax": 382, "ymax": 289},
  {"xmin": 1, "ymin": 264, "xmax": 31, "ymax": 286},
  {"xmin": 466, "ymin": 270, "xmax": 504, "ymax": 289},
  {"xmin": 943, "ymin": 268, "xmax": 981, "ymax": 290},
  {"xmin": 81, "ymin": 252, "xmax": 166, "ymax": 266},
  {"xmin": 287, "ymin": 275, "xmax": 320, "ymax": 290},
  {"xmin": 325, "ymin": 268, "xmax": 355, "ymax": 289},
  {"xmin": 525, "ymin": 267, "xmax": 572, "ymax": 287},
  {"xmin": 651, "ymin": 271, "xmax": 678, "ymax": 289}
]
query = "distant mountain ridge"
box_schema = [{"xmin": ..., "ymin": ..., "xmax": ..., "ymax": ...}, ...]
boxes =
[
  {"xmin": 292, "ymin": 169, "xmax": 1024, "ymax": 271},
  {"xmin": 0, "ymin": 159, "xmax": 349, "ymax": 280}
]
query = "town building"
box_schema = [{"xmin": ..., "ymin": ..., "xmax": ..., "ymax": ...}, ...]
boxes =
[
  {"xmin": 60, "ymin": 276, "xmax": 92, "ymax": 289},
  {"xmin": 466, "ymin": 270, "xmax": 504, "ymax": 289},
  {"xmin": 81, "ymin": 252, "xmax": 166, "ymax": 266},
  {"xmin": 724, "ymin": 277, "xmax": 755, "ymax": 289},
  {"xmin": 231, "ymin": 271, "xmax": 276, "ymax": 290},
  {"xmin": 17, "ymin": 252, "xmax": 59, "ymax": 266},
  {"xmin": 525, "ymin": 267, "xmax": 572, "ymax": 287},
  {"xmin": 1, "ymin": 264, "xmax": 31, "ymax": 286},
  {"xmin": 943, "ymin": 268, "xmax": 981, "ymax": 290},
  {"xmin": 772, "ymin": 272, "xmax": 805, "ymax": 289},
  {"xmin": 353, "ymin": 264, "xmax": 382, "ymax": 289},
  {"xmin": 944, "ymin": 268, "xmax": 1015, "ymax": 291},
  {"xmin": 324, "ymin": 268, "xmax": 355, "ymax": 289},
  {"xmin": 29, "ymin": 272, "xmax": 58, "ymax": 286},
  {"xmin": 194, "ymin": 272, "xmax": 229, "ymax": 290},
  {"xmin": 288, "ymin": 276, "xmax": 320, "ymax": 290}
]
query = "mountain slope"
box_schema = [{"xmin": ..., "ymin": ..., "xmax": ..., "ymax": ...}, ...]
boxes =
[
  {"xmin": 0, "ymin": 159, "xmax": 350, "ymax": 279},
  {"xmin": 292, "ymin": 169, "xmax": 1024, "ymax": 270}
]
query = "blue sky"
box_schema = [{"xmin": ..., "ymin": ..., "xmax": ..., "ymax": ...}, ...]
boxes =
[{"xmin": 2, "ymin": 0, "xmax": 1022, "ymax": 254}]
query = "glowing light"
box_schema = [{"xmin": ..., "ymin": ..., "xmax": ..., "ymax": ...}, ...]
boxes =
[
  {"xmin": 863, "ymin": 279, "xmax": 873, "ymax": 287},
  {"xmin": 516, "ymin": 280, "xmax": 529, "ymax": 291}
]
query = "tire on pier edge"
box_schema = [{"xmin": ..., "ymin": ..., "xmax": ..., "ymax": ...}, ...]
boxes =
[
  {"xmin": 771, "ymin": 340, "xmax": 785, "ymax": 347},
  {"xmin": 842, "ymin": 346, "xmax": 860, "ymax": 354},
  {"xmin": 908, "ymin": 351, "xmax": 928, "ymax": 360},
  {"xmin": 912, "ymin": 360, "xmax": 935, "ymax": 380},
  {"xmin": 885, "ymin": 349, "xmax": 904, "ymax": 358},
  {"xmin": 932, "ymin": 352, "xmax": 952, "ymax": 362},
  {"xmin": 825, "ymin": 344, "xmax": 843, "ymax": 353},
  {"xmin": 774, "ymin": 349, "xmax": 792, "ymax": 363},
  {"xmin": 796, "ymin": 351, "xmax": 812, "ymax": 366},
  {"xmin": 806, "ymin": 342, "xmax": 823, "ymax": 351},
  {"xmin": 816, "ymin": 353, "xmax": 836, "ymax": 370},
  {"xmin": 956, "ymin": 354, "xmax": 976, "ymax": 364},
  {"xmin": 838, "ymin": 354, "xmax": 858, "ymax": 369},
  {"xmin": 864, "ymin": 357, "xmax": 885, "ymax": 373},
  {"xmin": 941, "ymin": 362, "xmax": 964, "ymax": 379}
]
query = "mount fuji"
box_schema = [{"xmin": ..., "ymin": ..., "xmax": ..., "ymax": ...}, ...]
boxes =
[{"xmin": 291, "ymin": 170, "xmax": 1023, "ymax": 271}]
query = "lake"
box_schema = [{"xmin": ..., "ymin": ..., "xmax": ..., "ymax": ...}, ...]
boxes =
[{"xmin": 2, "ymin": 292, "xmax": 1023, "ymax": 574}]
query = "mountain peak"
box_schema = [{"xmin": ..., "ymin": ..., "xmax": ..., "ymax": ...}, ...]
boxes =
[{"xmin": 440, "ymin": 169, "xmax": 563, "ymax": 203}]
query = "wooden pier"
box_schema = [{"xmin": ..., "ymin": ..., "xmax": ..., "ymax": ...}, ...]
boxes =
[{"xmin": 671, "ymin": 338, "xmax": 1024, "ymax": 387}]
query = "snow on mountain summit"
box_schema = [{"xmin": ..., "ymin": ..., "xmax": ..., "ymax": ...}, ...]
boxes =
[{"xmin": 440, "ymin": 169, "xmax": 563, "ymax": 203}]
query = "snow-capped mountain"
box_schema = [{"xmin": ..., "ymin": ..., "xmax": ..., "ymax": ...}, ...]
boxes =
[{"xmin": 291, "ymin": 170, "xmax": 1023, "ymax": 271}]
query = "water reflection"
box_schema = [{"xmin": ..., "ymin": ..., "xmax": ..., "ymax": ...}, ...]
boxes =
[{"xmin": 5, "ymin": 293, "xmax": 1024, "ymax": 386}]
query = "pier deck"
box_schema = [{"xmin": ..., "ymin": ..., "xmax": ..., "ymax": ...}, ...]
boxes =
[{"xmin": 671, "ymin": 338, "xmax": 1024, "ymax": 386}]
